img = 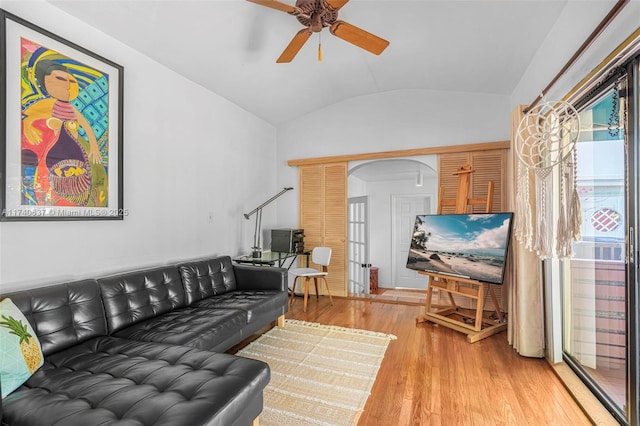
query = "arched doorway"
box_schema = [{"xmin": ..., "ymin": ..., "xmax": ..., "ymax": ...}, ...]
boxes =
[{"xmin": 347, "ymin": 157, "xmax": 437, "ymax": 295}]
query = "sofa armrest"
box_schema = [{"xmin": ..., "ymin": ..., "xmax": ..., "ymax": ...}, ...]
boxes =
[{"xmin": 233, "ymin": 265, "xmax": 287, "ymax": 292}]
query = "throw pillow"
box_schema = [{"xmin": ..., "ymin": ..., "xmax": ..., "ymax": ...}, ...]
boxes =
[{"xmin": 0, "ymin": 298, "xmax": 43, "ymax": 398}]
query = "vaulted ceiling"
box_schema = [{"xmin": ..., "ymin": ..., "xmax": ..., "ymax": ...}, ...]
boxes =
[{"xmin": 48, "ymin": 0, "xmax": 617, "ymax": 126}]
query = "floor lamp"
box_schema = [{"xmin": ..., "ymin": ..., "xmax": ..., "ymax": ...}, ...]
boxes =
[{"xmin": 244, "ymin": 187, "xmax": 293, "ymax": 258}]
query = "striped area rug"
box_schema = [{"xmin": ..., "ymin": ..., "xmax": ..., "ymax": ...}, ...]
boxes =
[{"xmin": 236, "ymin": 319, "xmax": 396, "ymax": 426}]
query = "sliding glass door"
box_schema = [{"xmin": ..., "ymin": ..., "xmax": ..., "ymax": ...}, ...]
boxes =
[{"xmin": 562, "ymin": 56, "xmax": 639, "ymax": 425}]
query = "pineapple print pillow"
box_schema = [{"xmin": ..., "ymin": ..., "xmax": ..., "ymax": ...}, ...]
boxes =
[{"xmin": 0, "ymin": 298, "xmax": 43, "ymax": 399}]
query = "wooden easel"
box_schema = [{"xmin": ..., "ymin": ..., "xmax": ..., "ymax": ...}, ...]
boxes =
[{"xmin": 416, "ymin": 164, "xmax": 507, "ymax": 343}]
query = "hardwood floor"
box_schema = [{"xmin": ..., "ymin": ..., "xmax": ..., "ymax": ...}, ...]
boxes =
[{"xmin": 283, "ymin": 296, "xmax": 592, "ymax": 426}]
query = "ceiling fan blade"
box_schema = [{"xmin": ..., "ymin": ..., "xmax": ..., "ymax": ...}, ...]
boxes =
[
  {"xmin": 330, "ymin": 20, "xmax": 389, "ymax": 55},
  {"xmin": 277, "ymin": 29, "xmax": 312, "ymax": 63},
  {"xmin": 325, "ymin": 0, "xmax": 350, "ymax": 11},
  {"xmin": 246, "ymin": 0, "xmax": 300, "ymax": 15}
]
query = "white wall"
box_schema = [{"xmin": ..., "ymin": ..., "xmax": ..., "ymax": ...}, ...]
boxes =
[
  {"xmin": 275, "ymin": 89, "xmax": 511, "ymax": 227},
  {"xmin": 511, "ymin": 1, "xmax": 640, "ymax": 107},
  {"xmin": 0, "ymin": 1, "xmax": 277, "ymax": 292},
  {"xmin": 347, "ymin": 175, "xmax": 367, "ymax": 197}
]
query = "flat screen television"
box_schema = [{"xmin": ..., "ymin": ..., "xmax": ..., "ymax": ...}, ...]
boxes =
[{"xmin": 406, "ymin": 212, "xmax": 514, "ymax": 285}]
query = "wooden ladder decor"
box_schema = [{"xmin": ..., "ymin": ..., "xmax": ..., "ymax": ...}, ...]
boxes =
[{"xmin": 416, "ymin": 163, "xmax": 507, "ymax": 343}]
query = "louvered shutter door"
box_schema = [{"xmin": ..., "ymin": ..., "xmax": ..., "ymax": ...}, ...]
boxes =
[
  {"xmin": 322, "ymin": 164, "xmax": 347, "ymax": 297},
  {"xmin": 299, "ymin": 165, "xmax": 323, "ymax": 251},
  {"xmin": 298, "ymin": 163, "xmax": 348, "ymax": 297},
  {"xmin": 438, "ymin": 153, "xmax": 469, "ymax": 213},
  {"xmin": 470, "ymin": 150, "xmax": 506, "ymax": 213},
  {"xmin": 437, "ymin": 150, "xmax": 508, "ymax": 311}
]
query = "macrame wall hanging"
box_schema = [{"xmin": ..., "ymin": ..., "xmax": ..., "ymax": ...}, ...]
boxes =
[{"xmin": 515, "ymin": 100, "xmax": 581, "ymax": 259}]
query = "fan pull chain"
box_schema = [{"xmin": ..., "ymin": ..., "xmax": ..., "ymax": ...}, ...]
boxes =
[{"xmin": 318, "ymin": 32, "xmax": 323, "ymax": 62}]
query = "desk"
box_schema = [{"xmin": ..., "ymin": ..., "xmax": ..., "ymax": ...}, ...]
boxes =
[{"xmin": 234, "ymin": 251, "xmax": 309, "ymax": 270}]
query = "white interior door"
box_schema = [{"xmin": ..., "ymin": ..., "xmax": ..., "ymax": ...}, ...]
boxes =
[
  {"xmin": 348, "ymin": 196, "xmax": 369, "ymax": 294},
  {"xmin": 392, "ymin": 195, "xmax": 431, "ymax": 289}
]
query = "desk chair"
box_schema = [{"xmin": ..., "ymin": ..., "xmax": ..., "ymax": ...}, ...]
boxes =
[{"xmin": 289, "ymin": 247, "xmax": 334, "ymax": 312}]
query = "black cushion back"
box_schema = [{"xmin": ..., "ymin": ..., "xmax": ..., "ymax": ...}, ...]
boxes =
[
  {"xmin": 98, "ymin": 266, "xmax": 187, "ymax": 334},
  {"xmin": 4, "ymin": 280, "xmax": 107, "ymax": 356},
  {"xmin": 179, "ymin": 256, "xmax": 237, "ymax": 305}
]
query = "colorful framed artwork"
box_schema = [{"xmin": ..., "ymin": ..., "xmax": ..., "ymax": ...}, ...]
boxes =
[{"xmin": 0, "ymin": 9, "xmax": 124, "ymax": 221}]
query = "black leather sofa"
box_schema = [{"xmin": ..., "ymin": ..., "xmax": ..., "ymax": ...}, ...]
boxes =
[{"xmin": 1, "ymin": 255, "xmax": 288, "ymax": 426}]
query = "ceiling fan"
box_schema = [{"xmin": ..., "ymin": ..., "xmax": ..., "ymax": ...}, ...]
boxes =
[{"xmin": 246, "ymin": 0, "xmax": 390, "ymax": 63}]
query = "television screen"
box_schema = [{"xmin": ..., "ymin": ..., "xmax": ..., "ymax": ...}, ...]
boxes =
[{"xmin": 406, "ymin": 212, "xmax": 514, "ymax": 285}]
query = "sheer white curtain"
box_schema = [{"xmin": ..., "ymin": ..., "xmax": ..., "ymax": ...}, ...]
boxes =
[{"xmin": 507, "ymin": 106, "xmax": 545, "ymax": 357}]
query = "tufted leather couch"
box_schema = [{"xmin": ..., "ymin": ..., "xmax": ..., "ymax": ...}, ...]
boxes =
[{"xmin": 1, "ymin": 255, "xmax": 288, "ymax": 426}]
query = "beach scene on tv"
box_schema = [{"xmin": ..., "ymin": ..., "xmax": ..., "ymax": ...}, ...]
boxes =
[{"xmin": 406, "ymin": 213, "xmax": 513, "ymax": 284}]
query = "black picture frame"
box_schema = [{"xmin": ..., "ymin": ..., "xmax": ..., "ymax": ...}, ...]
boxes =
[{"xmin": 0, "ymin": 9, "xmax": 124, "ymax": 221}]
